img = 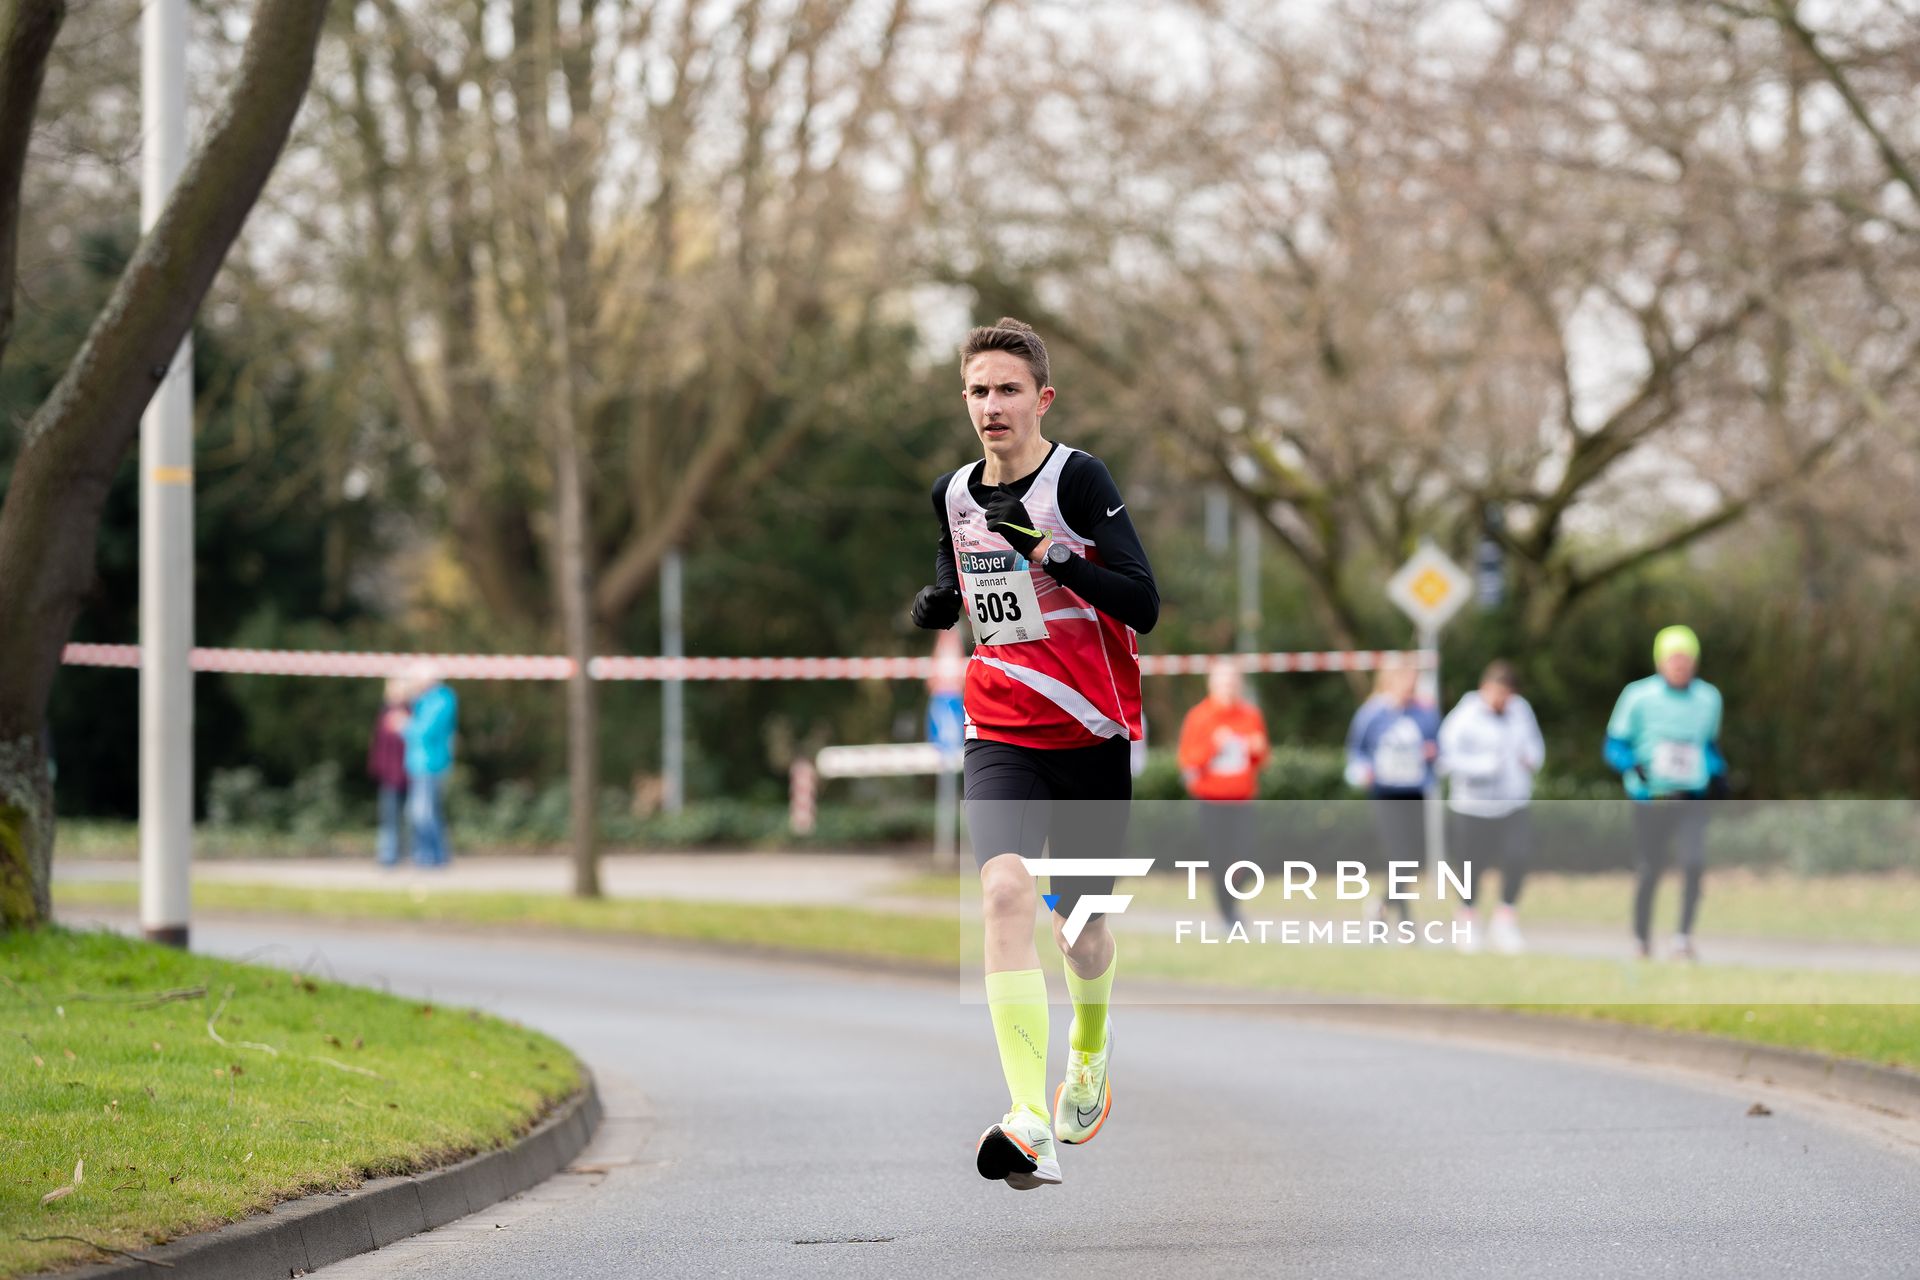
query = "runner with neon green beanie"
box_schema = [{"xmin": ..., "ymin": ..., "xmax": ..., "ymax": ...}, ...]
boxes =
[{"xmin": 1603, "ymin": 625, "xmax": 1728, "ymax": 960}]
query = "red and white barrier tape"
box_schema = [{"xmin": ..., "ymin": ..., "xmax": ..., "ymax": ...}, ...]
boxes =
[{"xmin": 60, "ymin": 643, "xmax": 1432, "ymax": 681}]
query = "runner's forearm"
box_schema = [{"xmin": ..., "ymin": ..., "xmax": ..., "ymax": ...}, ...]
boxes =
[
  {"xmin": 935, "ymin": 534, "xmax": 960, "ymax": 593},
  {"xmin": 1043, "ymin": 553, "xmax": 1158, "ymax": 633},
  {"xmin": 932, "ymin": 473, "xmax": 961, "ymax": 593}
]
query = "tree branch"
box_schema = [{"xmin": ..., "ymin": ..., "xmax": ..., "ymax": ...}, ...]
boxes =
[{"xmin": 1766, "ymin": 0, "xmax": 1920, "ymax": 208}]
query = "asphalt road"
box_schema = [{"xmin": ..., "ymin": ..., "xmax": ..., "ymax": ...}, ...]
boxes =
[{"xmin": 106, "ymin": 916, "xmax": 1920, "ymax": 1279}]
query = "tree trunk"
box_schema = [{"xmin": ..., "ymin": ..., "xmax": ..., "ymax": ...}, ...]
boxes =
[
  {"xmin": 558, "ymin": 446, "xmax": 601, "ymax": 900},
  {"xmin": 554, "ymin": 334, "xmax": 601, "ymax": 898},
  {"xmin": 0, "ymin": 0, "xmax": 64, "ymax": 368},
  {"xmin": 0, "ymin": 0, "xmax": 330, "ymax": 929},
  {"xmin": 528, "ymin": 0, "xmax": 600, "ymax": 898},
  {"xmin": 0, "ymin": 734, "xmax": 52, "ymax": 928}
]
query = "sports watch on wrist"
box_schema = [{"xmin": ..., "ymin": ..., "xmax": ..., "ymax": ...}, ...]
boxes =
[{"xmin": 1044, "ymin": 541, "xmax": 1072, "ymax": 571}]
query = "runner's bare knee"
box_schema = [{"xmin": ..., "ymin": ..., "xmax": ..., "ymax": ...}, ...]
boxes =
[{"xmin": 981, "ymin": 855, "xmax": 1036, "ymax": 919}]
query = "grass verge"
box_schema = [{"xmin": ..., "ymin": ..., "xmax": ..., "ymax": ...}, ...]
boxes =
[
  {"xmin": 888, "ymin": 869, "xmax": 1920, "ymax": 946},
  {"xmin": 55, "ymin": 880, "xmax": 1917, "ymax": 1072},
  {"xmin": 0, "ymin": 927, "xmax": 581, "ymax": 1279},
  {"xmin": 56, "ymin": 880, "xmax": 957, "ymax": 967}
]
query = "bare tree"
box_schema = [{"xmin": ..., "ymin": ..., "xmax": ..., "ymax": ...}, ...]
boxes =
[
  {"xmin": 0, "ymin": 0, "xmax": 332, "ymax": 928},
  {"xmin": 929, "ymin": 0, "xmax": 1919, "ymax": 643},
  {"xmin": 306, "ymin": 0, "xmax": 920, "ymax": 635},
  {"xmin": 259, "ymin": 0, "xmax": 922, "ymax": 889}
]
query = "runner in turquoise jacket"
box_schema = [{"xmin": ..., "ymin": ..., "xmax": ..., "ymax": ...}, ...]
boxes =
[{"xmin": 1603, "ymin": 626, "xmax": 1727, "ymax": 959}]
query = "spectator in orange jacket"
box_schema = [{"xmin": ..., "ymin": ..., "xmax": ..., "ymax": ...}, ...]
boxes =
[{"xmin": 1179, "ymin": 658, "xmax": 1271, "ymax": 925}]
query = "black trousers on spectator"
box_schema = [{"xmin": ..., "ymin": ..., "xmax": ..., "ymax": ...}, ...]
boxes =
[
  {"xmin": 1447, "ymin": 810, "xmax": 1531, "ymax": 908},
  {"xmin": 1200, "ymin": 801, "xmax": 1257, "ymax": 923},
  {"xmin": 1368, "ymin": 794, "xmax": 1427, "ymax": 923},
  {"xmin": 1631, "ymin": 800, "xmax": 1710, "ymax": 944}
]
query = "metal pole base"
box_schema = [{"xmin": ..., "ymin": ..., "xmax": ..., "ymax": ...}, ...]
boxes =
[{"xmin": 143, "ymin": 925, "xmax": 189, "ymax": 949}]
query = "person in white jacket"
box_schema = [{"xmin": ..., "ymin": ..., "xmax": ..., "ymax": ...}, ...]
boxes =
[{"xmin": 1438, "ymin": 660, "xmax": 1544, "ymax": 954}]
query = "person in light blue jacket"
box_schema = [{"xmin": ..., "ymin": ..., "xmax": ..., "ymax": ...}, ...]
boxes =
[
  {"xmin": 1604, "ymin": 626, "xmax": 1727, "ymax": 960},
  {"xmin": 402, "ymin": 665, "xmax": 459, "ymax": 868}
]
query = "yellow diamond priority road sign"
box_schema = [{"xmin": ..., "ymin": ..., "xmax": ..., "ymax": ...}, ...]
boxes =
[{"xmin": 1387, "ymin": 540, "xmax": 1473, "ymax": 632}]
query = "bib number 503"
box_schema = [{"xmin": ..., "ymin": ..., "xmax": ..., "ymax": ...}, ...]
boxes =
[{"xmin": 973, "ymin": 591, "xmax": 1024, "ymax": 623}]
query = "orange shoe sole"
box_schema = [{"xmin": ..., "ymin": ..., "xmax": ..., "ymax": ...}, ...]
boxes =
[{"xmin": 1053, "ymin": 1078, "xmax": 1112, "ymax": 1145}]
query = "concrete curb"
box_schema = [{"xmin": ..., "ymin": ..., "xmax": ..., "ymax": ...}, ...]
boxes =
[{"xmin": 47, "ymin": 1073, "xmax": 604, "ymax": 1280}]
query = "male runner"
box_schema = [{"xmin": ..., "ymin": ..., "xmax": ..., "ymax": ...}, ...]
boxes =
[
  {"xmin": 909, "ymin": 317, "xmax": 1158, "ymax": 1191},
  {"xmin": 1438, "ymin": 660, "xmax": 1545, "ymax": 953},
  {"xmin": 1604, "ymin": 625, "xmax": 1729, "ymax": 960}
]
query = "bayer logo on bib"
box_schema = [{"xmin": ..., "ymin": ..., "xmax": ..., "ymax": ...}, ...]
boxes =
[{"xmin": 959, "ymin": 549, "xmax": 1050, "ymax": 646}]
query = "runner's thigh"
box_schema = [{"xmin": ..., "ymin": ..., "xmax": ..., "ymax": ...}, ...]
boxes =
[
  {"xmin": 1043, "ymin": 738, "xmax": 1132, "ymax": 914},
  {"xmin": 963, "ymin": 740, "xmax": 1053, "ymax": 867}
]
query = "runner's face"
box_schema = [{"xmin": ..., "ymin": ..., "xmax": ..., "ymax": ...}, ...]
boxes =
[
  {"xmin": 1480, "ymin": 680, "xmax": 1511, "ymax": 714},
  {"xmin": 963, "ymin": 351, "xmax": 1053, "ymax": 460},
  {"xmin": 1658, "ymin": 653, "xmax": 1695, "ymax": 687}
]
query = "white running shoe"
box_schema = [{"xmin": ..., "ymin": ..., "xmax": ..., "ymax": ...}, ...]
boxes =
[
  {"xmin": 1490, "ymin": 907, "xmax": 1525, "ymax": 955},
  {"xmin": 1671, "ymin": 933, "xmax": 1699, "ymax": 963},
  {"xmin": 975, "ymin": 1105, "xmax": 1062, "ymax": 1190},
  {"xmin": 1454, "ymin": 908, "xmax": 1481, "ymax": 954},
  {"xmin": 1053, "ymin": 1024, "xmax": 1113, "ymax": 1144}
]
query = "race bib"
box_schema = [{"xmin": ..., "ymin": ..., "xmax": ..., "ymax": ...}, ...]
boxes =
[
  {"xmin": 1650, "ymin": 740, "xmax": 1702, "ymax": 785},
  {"xmin": 1374, "ymin": 723, "xmax": 1427, "ymax": 788},
  {"xmin": 959, "ymin": 550, "xmax": 1049, "ymax": 646},
  {"xmin": 1209, "ymin": 730, "xmax": 1250, "ymax": 776},
  {"xmin": 1375, "ymin": 745, "xmax": 1425, "ymax": 788}
]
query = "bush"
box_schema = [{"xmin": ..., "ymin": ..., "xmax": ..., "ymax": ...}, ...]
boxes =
[
  {"xmin": 205, "ymin": 767, "xmax": 282, "ymax": 830},
  {"xmin": 805, "ymin": 802, "xmax": 938, "ymax": 846},
  {"xmin": 287, "ymin": 761, "xmax": 349, "ymax": 842},
  {"xmin": 1716, "ymin": 802, "xmax": 1920, "ymax": 876}
]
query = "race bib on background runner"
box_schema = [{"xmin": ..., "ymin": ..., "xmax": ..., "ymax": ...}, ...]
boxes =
[
  {"xmin": 1650, "ymin": 740, "xmax": 1702, "ymax": 785},
  {"xmin": 959, "ymin": 550, "xmax": 1049, "ymax": 646},
  {"xmin": 1209, "ymin": 730, "xmax": 1250, "ymax": 776},
  {"xmin": 1373, "ymin": 720, "xmax": 1428, "ymax": 789}
]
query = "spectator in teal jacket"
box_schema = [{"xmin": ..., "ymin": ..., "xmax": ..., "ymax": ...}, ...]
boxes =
[
  {"xmin": 402, "ymin": 664, "xmax": 459, "ymax": 867},
  {"xmin": 1604, "ymin": 626, "xmax": 1727, "ymax": 960}
]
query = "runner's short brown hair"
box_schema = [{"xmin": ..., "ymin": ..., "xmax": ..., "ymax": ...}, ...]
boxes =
[
  {"xmin": 960, "ymin": 317, "xmax": 1050, "ymax": 389},
  {"xmin": 1481, "ymin": 659, "xmax": 1518, "ymax": 690}
]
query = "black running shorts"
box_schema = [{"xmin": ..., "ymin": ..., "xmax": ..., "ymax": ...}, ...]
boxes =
[{"xmin": 963, "ymin": 736, "xmax": 1133, "ymax": 919}]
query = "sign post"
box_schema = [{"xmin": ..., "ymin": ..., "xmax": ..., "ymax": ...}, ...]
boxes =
[
  {"xmin": 927, "ymin": 631, "xmax": 966, "ymax": 868},
  {"xmin": 1476, "ymin": 505, "xmax": 1506, "ymax": 609},
  {"xmin": 1385, "ymin": 540, "xmax": 1473, "ymax": 877}
]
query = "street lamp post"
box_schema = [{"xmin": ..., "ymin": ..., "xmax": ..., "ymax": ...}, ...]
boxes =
[{"xmin": 139, "ymin": 0, "xmax": 193, "ymax": 948}]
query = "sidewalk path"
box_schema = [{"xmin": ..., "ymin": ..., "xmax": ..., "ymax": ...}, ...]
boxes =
[
  {"xmin": 56, "ymin": 855, "xmax": 1920, "ymax": 975},
  {"xmin": 56, "ymin": 851, "xmax": 929, "ymax": 906}
]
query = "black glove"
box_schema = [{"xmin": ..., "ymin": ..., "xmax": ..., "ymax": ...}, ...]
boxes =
[
  {"xmin": 910, "ymin": 586, "xmax": 961, "ymax": 630},
  {"xmin": 983, "ymin": 491, "xmax": 1045, "ymax": 557}
]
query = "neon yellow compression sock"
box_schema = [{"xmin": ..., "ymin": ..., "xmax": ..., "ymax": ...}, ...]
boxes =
[
  {"xmin": 1064, "ymin": 952, "xmax": 1114, "ymax": 1053},
  {"xmin": 984, "ymin": 968, "xmax": 1049, "ymax": 1117}
]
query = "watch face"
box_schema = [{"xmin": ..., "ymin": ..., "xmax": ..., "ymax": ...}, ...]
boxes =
[{"xmin": 1048, "ymin": 543, "xmax": 1070, "ymax": 564}]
